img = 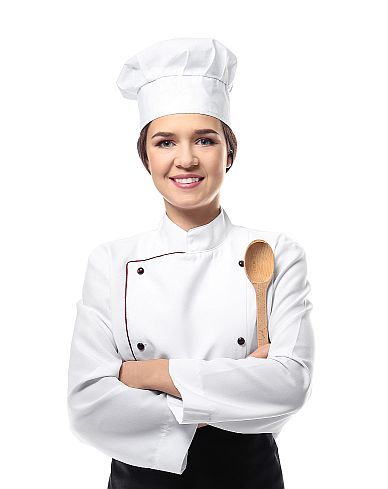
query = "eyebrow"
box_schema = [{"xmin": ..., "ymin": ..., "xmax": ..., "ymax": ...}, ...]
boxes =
[{"xmin": 151, "ymin": 128, "xmax": 220, "ymax": 139}]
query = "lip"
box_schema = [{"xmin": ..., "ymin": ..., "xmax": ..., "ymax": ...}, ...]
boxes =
[
  {"xmin": 169, "ymin": 173, "xmax": 204, "ymax": 179},
  {"xmin": 169, "ymin": 176, "xmax": 205, "ymax": 190}
]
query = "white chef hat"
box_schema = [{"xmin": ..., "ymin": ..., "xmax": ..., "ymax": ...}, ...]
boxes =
[{"xmin": 116, "ymin": 37, "xmax": 237, "ymax": 131}]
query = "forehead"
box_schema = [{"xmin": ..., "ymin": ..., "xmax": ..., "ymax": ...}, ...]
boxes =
[{"xmin": 148, "ymin": 113, "xmax": 222, "ymax": 133}]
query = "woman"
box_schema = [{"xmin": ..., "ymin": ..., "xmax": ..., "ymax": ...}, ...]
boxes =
[{"xmin": 67, "ymin": 38, "xmax": 314, "ymax": 489}]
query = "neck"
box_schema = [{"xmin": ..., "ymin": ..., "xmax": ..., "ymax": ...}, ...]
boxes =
[{"xmin": 163, "ymin": 199, "xmax": 222, "ymax": 232}]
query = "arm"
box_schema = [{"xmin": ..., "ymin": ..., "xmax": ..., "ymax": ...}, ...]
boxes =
[
  {"xmin": 136, "ymin": 346, "xmax": 271, "ymax": 430},
  {"xmin": 67, "ymin": 244, "xmax": 197, "ymax": 474},
  {"xmin": 132, "ymin": 344, "xmax": 271, "ymax": 397},
  {"xmin": 162, "ymin": 233, "xmax": 315, "ymax": 429},
  {"xmin": 119, "ymin": 358, "xmax": 182, "ymax": 398},
  {"xmin": 119, "ymin": 361, "xmax": 209, "ymax": 428}
]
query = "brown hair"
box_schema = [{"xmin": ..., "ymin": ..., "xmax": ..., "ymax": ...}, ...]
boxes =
[{"xmin": 137, "ymin": 119, "xmax": 238, "ymax": 175}]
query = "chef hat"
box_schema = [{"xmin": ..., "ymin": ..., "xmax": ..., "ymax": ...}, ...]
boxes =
[{"xmin": 116, "ymin": 37, "xmax": 237, "ymax": 131}]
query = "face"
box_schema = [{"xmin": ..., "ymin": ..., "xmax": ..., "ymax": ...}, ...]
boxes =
[{"xmin": 145, "ymin": 113, "xmax": 232, "ymax": 213}]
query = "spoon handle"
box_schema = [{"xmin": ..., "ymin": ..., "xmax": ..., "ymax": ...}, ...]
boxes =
[{"xmin": 255, "ymin": 282, "xmax": 269, "ymax": 348}]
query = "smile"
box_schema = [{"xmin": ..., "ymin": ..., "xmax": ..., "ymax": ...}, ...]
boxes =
[{"xmin": 169, "ymin": 177, "xmax": 205, "ymax": 189}]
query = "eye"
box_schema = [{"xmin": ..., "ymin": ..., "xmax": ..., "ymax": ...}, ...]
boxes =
[
  {"xmin": 156, "ymin": 140, "xmax": 174, "ymax": 148},
  {"xmin": 197, "ymin": 138, "xmax": 215, "ymax": 145},
  {"xmin": 155, "ymin": 137, "xmax": 215, "ymax": 148}
]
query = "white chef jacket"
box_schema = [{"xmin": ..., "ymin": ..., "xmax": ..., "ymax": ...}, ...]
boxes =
[{"xmin": 67, "ymin": 206, "xmax": 314, "ymax": 475}]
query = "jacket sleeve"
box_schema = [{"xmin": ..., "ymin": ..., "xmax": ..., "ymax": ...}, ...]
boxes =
[
  {"xmin": 67, "ymin": 243, "xmax": 197, "ymax": 474},
  {"xmin": 166, "ymin": 233, "xmax": 315, "ymax": 427}
]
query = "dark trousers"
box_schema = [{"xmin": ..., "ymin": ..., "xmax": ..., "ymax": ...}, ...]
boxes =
[{"xmin": 107, "ymin": 425, "xmax": 285, "ymax": 489}]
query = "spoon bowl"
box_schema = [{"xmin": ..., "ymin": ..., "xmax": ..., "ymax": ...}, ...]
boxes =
[{"xmin": 245, "ymin": 240, "xmax": 274, "ymax": 284}]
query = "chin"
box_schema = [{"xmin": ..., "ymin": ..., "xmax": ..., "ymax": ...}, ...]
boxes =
[{"xmin": 164, "ymin": 198, "xmax": 206, "ymax": 210}]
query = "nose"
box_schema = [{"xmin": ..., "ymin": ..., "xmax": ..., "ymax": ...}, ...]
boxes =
[{"xmin": 174, "ymin": 142, "xmax": 199, "ymax": 168}]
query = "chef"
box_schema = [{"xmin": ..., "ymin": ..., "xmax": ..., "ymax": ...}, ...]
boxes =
[{"xmin": 67, "ymin": 37, "xmax": 315, "ymax": 489}]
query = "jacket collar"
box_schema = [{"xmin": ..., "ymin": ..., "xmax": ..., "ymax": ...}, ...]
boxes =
[{"xmin": 157, "ymin": 206, "xmax": 233, "ymax": 253}]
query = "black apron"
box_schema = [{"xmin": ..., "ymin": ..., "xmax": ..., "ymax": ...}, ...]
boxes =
[{"xmin": 107, "ymin": 425, "xmax": 285, "ymax": 489}]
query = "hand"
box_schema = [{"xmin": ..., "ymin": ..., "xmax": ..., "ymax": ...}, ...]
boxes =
[
  {"xmin": 119, "ymin": 359, "xmax": 182, "ymax": 398},
  {"xmin": 119, "ymin": 359, "xmax": 158, "ymax": 389},
  {"xmin": 248, "ymin": 343, "xmax": 270, "ymax": 359},
  {"xmin": 197, "ymin": 423, "xmax": 208, "ymax": 428}
]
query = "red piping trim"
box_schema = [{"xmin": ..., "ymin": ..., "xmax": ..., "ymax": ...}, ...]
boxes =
[{"xmin": 124, "ymin": 251, "xmax": 186, "ymax": 360}]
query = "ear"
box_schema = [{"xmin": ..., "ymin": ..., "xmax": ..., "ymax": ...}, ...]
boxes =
[{"xmin": 226, "ymin": 153, "xmax": 233, "ymax": 169}]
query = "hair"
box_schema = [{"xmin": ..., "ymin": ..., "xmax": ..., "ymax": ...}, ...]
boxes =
[{"xmin": 137, "ymin": 119, "xmax": 238, "ymax": 175}]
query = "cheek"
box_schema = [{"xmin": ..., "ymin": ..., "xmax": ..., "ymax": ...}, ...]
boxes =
[
  {"xmin": 147, "ymin": 149, "xmax": 170, "ymax": 173},
  {"xmin": 207, "ymin": 155, "xmax": 226, "ymax": 179},
  {"xmin": 147, "ymin": 147, "xmax": 159, "ymax": 163},
  {"xmin": 209, "ymin": 146, "xmax": 227, "ymax": 166}
]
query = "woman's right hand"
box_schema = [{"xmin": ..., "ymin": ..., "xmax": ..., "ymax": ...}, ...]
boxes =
[{"xmin": 248, "ymin": 343, "xmax": 270, "ymax": 358}]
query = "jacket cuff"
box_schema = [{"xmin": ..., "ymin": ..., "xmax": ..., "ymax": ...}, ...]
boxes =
[{"xmin": 166, "ymin": 358, "xmax": 213, "ymax": 424}]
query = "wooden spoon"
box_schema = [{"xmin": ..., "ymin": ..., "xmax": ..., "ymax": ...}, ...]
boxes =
[{"xmin": 244, "ymin": 240, "xmax": 275, "ymax": 348}]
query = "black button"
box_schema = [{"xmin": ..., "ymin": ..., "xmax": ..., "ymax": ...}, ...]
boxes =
[
  {"xmin": 238, "ymin": 260, "xmax": 244, "ymax": 267},
  {"xmin": 137, "ymin": 267, "xmax": 144, "ymax": 274},
  {"xmin": 137, "ymin": 342, "xmax": 145, "ymax": 350},
  {"xmin": 237, "ymin": 337, "xmax": 245, "ymax": 345}
]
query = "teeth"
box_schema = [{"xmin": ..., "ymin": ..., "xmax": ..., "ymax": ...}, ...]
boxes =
[{"xmin": 174, "ymin": 177, "xmax": 201, "ymax": 183}]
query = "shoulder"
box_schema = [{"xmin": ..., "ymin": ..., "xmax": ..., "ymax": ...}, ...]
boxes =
[
  {"xmin": 230, "ymin": 223, "xmax": 308, "ymax": 280},
  {"xmin": 86, "ymin": 226, "xmax": 160, "ymax": 263},
  {"xmin": 274, "ymin": 232, "xmax": 306, "ymax": 258},
  {"xmin": 231, "ymin": 223, "xmax": 305, "ymax": 255}
]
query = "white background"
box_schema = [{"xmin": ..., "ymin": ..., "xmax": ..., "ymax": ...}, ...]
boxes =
[{"xmin": 1, "ymin": 1, "xmax": 387, "ymax": 487}]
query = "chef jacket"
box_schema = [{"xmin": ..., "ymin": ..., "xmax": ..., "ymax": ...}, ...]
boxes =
[{"xmin": 67, "ymin": 206, "xmax": 315, "ymax": 475}]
